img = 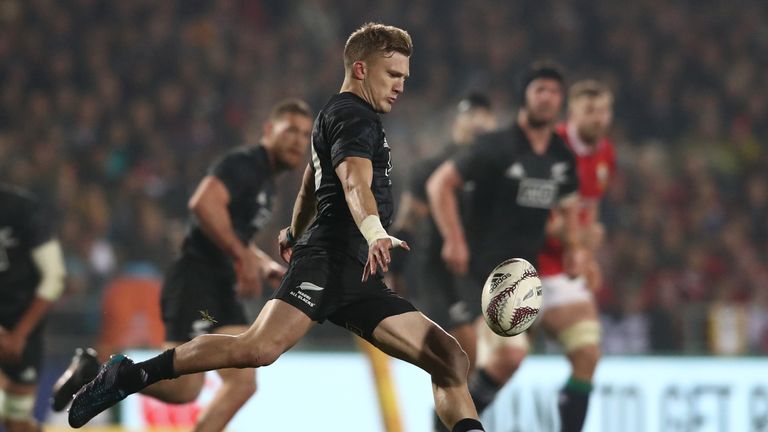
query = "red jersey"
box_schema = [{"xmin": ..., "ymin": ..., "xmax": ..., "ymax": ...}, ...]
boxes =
[{"xmin": 538, "ymin": 123, "xmax": 616, "ymax": 276}]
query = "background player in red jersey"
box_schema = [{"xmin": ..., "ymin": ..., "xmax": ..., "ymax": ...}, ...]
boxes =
[
  {"xmin": 479, "ymin": 79, "xmax": 615, "ymax": 432},
  {"xmin": 539, "ymin": 79, "xmax": 615, "ymax": 432}
]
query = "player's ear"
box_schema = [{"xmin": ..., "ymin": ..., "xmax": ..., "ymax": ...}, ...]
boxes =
[{"xmin": 351, "ymin": 60, "xmax": 367, "ymax": 80}]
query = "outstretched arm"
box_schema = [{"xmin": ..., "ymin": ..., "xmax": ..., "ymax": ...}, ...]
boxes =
[
  {"xmin": 426, "ymin": 160, "xmax": 469, "ymax": 275},
  {"xmin": 335, "ymin": 157, "xmax": 409, "ymax": 281}
]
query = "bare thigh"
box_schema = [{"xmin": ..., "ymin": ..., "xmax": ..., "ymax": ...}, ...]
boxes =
[{"xmin": 370, "ymin": 311, "xmax": 466, "ymax": 386}]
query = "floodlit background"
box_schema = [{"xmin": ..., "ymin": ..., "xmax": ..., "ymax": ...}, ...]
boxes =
[{"xmin": 1, "ymin": 0, "xmax": 767, "ymax": 430}]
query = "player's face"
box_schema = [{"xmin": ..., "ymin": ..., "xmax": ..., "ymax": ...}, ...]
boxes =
[
  {"xmin": 570, "ymin": 95, "xmax": 613, "ymax": 144},
  {"xmin": 363, "ymin": 52, "xmax": 410, "ymax": 113},
  {"xmin": 525, "ymin": 78, "xmax": 563, "ymax": 127},
  {"xmin": 266, "ymin": 113, "xmax": 313, "ymax": 169}
]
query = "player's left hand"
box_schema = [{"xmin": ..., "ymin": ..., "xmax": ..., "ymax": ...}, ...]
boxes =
[
  {"xmin": 262, "ymin": 259, "xmax": 287, "ymax": 288},
  {"xmin": 0, "ymin": 328, "xmax": 26, "ymax": 365},
  {"xmin": 363, "ymin": 237, "xmax": 410, "ymax": 282}
]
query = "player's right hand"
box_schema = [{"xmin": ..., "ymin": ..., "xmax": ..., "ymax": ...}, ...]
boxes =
[
  {"xmin": 278, "ymin": 227, "xmax": 293, "ymax": 263},
  {"xmin": 234, "ymin": 250, "xmax": 263, "ymax": 298},
  {"xmin": 441, "ymin": 239, "xmax": 469, "ymax": 276},
  {"xmin": 363, "ymin": 237, "xmax": 410, "ymax": 282}
]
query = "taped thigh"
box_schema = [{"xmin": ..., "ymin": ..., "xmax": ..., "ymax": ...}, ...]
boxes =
[
  {"xmin": 2, "ymin": 392, "xmax": 35, "ymax": 421},
  {"xmin": 476, "ymin": 322, "xmax": 529, "ymax": 366},
  {"xmin": 558, "ymin": 320, "xmax": 601, "ymax": 353}
]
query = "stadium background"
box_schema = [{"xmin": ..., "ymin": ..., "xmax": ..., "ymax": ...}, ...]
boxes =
[{"xmin": 1, "ymin": 0, "xmax": 767, "ymax": 430}]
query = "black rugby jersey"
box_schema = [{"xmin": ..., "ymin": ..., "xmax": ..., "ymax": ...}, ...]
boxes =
[
  {"xmin": 0, "ymin": 184, "xmax": 54, "ymax": 321},
  {"xmin": 452, "ymin": 124, "xmax": 578, "ymax": 276},
  {"xmin": 182, "ymin": 145, "xmax": 275, "ymax": 265},
  {"xmin": 408, "ymin": 143, "xmax": 474, "ymax": 264},
  {"xmin": 296, "ymin": 92, "xmax": 393, "ymax": 264}
]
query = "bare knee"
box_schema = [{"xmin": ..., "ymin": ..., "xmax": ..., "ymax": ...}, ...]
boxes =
[
  {"xmin": 569, "ymin": 344, "xmax": 601, "ymax": 380},
  {"xmin": 230, "ymin": 335, "xmax": 283, "ymax": 368}
]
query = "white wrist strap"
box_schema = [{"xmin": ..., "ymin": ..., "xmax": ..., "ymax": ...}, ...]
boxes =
[{"xmin": 359, "ymin": 215, "xmax": 402, "ymax": 247}]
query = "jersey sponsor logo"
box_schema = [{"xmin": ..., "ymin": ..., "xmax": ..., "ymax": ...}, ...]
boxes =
[
  {"xmin": 0, "ymin": 227, "xmax": 18, "ymax": 272},
  {"xmin": 505, "ymin": 162, "xmax": 525, "ymax": 179},
  {"xmin": 517, "ymin": 178, "xmax": 558, "ymax": 209},
  {"xmin": 20, "ymin": 366, "xmax": 37, "ymax": 382},
  {"xmin": 551, "ymin": 162, "xmax": 570, "ymax": 183},
  {"xmin": 257, "ymin": 191, "xmax": 268, "ymax": 206},
  {"xmin": 297, "ymin": 282, "xmax": 325, "ymax": 291},
  {"xmin": 597, "ymin": 162, "xmax": 610, "ymax": 191},
  {"xmin": 250, "ymin": 191, "xmax": 273, "ymax": 231},
  {"xmin": 448, "ymin": 301, "xmax": 471, "ymax": 323}
]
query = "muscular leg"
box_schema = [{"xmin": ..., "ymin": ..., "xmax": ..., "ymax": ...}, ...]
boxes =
[
  {"xmin": 70, "ymin": 299, "xmax": 314, "ymax": 429},
  {"xmin": 370, "ymin": 311, "xmax": 482, "ymax": 431},
  {"xmin": 142, "ymin": 325, "xmax": 256, "ymax": 432},
  {"xmin": 470, "ymin": 320, "xmax": 529, "ymax": 414},
  {"xmin": 172, "ymin": 299, "xmax": 314, "ymax": 374},
  {"xmin": 2, "ymin": 381, "xmax": 39, "ymax": 432},
  {"xmin": 449, "ymin": 323, "xmax": 478, "ymax": 371},
  {"xmin": 540, "ymin": 300, "xmax": 601, "ymax": 432}
]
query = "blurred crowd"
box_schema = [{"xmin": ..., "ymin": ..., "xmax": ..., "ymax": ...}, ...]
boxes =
[{"xmin": 1, "ymin": 0, "xmax": 767, "ymax": 355}]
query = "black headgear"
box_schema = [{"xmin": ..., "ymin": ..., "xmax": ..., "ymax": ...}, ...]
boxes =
[
  {"xmin": 457, "ymin": 91, "xmax": 492, "ymax": 113},
  {"xmin": 517, "ymin": 61, "xmax": 565, "ymax": 106}
]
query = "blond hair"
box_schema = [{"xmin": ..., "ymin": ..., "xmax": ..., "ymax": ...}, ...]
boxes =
[
  {"xmin": 569, "ymin": 80, "xmax": 613, "ymax": 102},
  {"xmin": 344, "ymin": 23, "xmax": 413, "ymax": 70}
]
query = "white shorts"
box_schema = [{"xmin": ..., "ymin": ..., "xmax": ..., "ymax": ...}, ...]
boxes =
[{"xmin": 540, "ymin": 273, "xmax": 593, "ymax": 312}]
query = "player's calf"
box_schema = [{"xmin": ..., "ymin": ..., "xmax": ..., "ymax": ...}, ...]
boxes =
[
  {"xmin": 423, "ymin": 329, "xmax": 470, "ymax": 388},
  {"xmin": 557, "ymin": 319, "xmax": 601, "ymax": 432}
]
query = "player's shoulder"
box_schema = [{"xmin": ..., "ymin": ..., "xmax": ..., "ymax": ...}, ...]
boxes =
[
  {"xmin": 322, "ymin": 92, "xmax": 380, "ymax": 126},
  {"xmin": 221, "ymin": 144, "xmax": 267, "ymax": 164},
  {"xmin": 598, "ymin": 136, "xmax": 616, "ymax": 154},
  {"xmin": 550, "ymin": 131, "xmax": 577, "ymax": 162},
  {"xmin": 473, "ymin": 127, "xmax": 518, "ymax": 152},
  {"xmin": 0, "ymin": 183, "xmax": 38, "ymax": 206}
]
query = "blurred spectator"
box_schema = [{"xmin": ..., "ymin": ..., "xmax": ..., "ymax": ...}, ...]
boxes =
[{"xmin": 1, "ymin": 0, "xmax": 766, "ymax": 354}]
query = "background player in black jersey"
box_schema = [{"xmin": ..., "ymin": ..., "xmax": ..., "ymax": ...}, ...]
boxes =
[
  {"xmin": 389, "ymin": 93, "xmax": 496, "ymax": 432},
  {"xmin": 68, "ymin": 23, "xmax": 485, "ymax": 432},
  {"xmin": 0, "ymin": 183, "xmax": 66, "ymax": 432},
  {"xmin": 55, "ymin": 99, "xmax": 312, "ymax": 432},
  {"xmin": 427, "ymin": 62, "xmax": 581, "ymax": 427},
  {"xmin": 388, "ymin": 92, "xmax": 496, "ymax": 297}
]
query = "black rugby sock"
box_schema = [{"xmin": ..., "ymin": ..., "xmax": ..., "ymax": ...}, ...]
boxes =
[
  {"xmin": 119, "ymin": 349, "xmax": 178, "ymax": 393},
  {"xmin": 468, "ymin": 368, "xmax": 502, "ymax": 414},
  {"xmin": 452, "ymin": 418, "xmax": 485, "ymax": 432},
  {"xmin": 558, "ymin": 376, "xmax": 593, "ymax": 432}
]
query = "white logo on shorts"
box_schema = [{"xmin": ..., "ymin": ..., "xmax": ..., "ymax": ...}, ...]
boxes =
[
  {"xmin": 298, "ymin": 282, "xmax": 325, "ymax": 291},
  {"xmin": 20, "ymin": 367, "xmax": 37, "ymax": 382}
]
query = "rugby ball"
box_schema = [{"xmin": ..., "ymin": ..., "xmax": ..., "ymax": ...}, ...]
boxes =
[{"xmin": 481, "ymin": 258, "xmax": 543, "ymax": 336}]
